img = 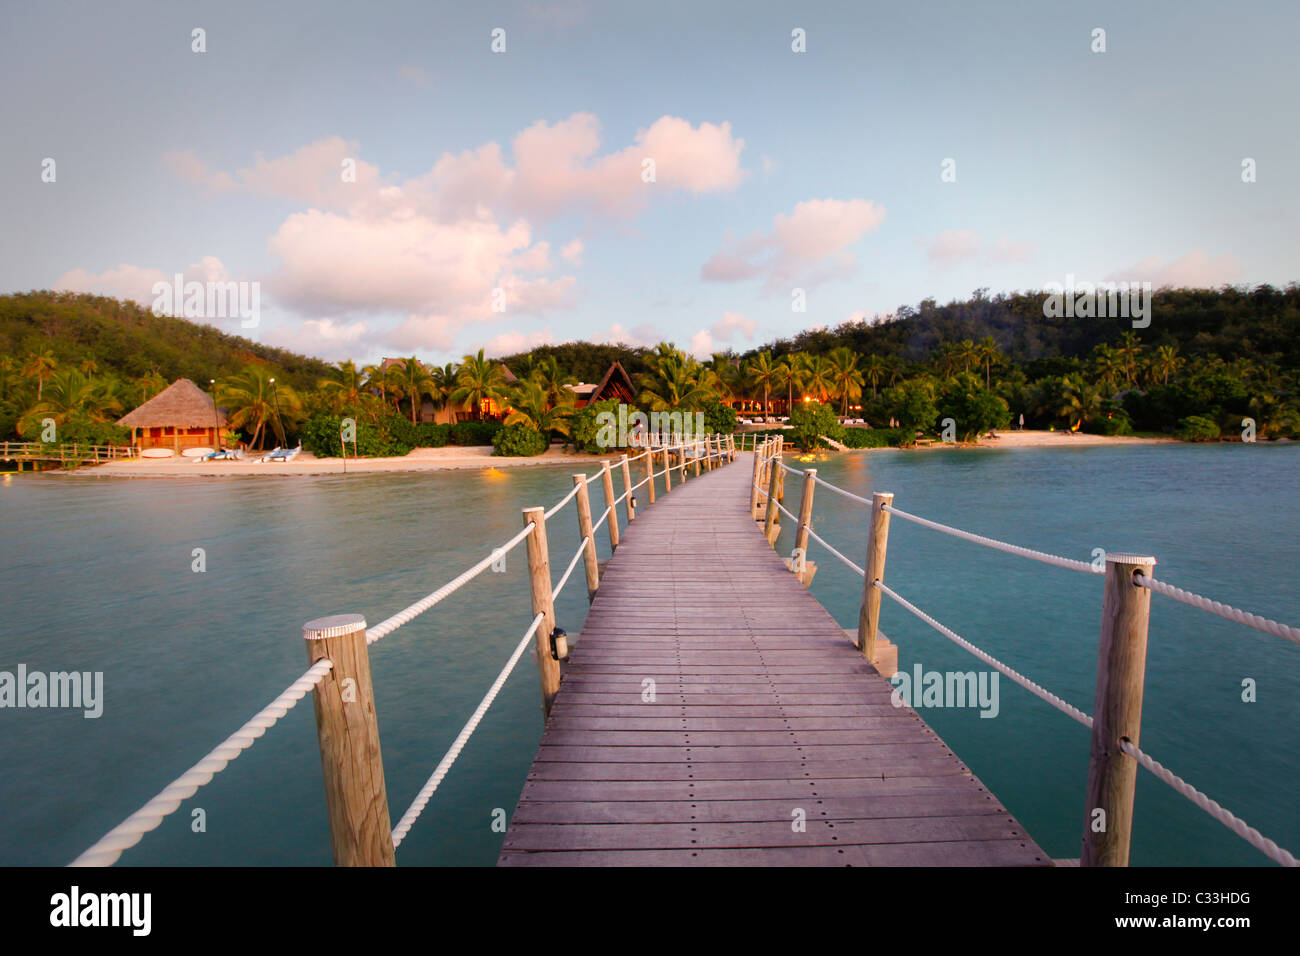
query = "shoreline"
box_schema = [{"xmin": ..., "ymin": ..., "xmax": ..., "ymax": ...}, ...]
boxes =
[{"xmin": 24, "ymin": 429, "xmax": 1283, "ymax": 479}]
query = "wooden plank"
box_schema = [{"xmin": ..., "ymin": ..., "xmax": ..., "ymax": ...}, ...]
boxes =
[{"xmin": 499, "ymin": 455, "xmax": 1049, "ymax": 867}]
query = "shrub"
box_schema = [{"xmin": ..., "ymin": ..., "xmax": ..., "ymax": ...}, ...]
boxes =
[
  {"xmin": 571, "ymin": 398, "xmax": 623, "ymax": 453},
  {"xmin": 788, "ymin": 401, "xmax": 843, "ymax": 451},
  {"xmin": 937, "ymin": 375, "xmax": 1011, "ymax": 441},
  {"xmin": 838, "ymin": 426, "xmax": 906, "ymax": 449},
  {"xmin": 492, "ymin": 422, "xmax": 548, "ymax": 457},
  {"xmin": 300, "ymin": 412, "xmax": 414, "ymax": 457},
  {"xmin": 449, "ymin": 421, "xmax": 502, "ymax": 446},
  {"xmin": 699, "ymin": 399, "xmax": 738, "ymax": 436},
  {"xmin": 1176, "ymin": 415, "xmax": 1221, "ymax": 441},
  {"xmin": 883, "ymin": 380, "xmax": 939, "ymax": 436},
  {"xmin": 414, "ymin": 423, "xmax": 451, "ymax": 447},
  {"xmin": 1084, "ymin": 409, "xmax": 1133, "ymax": 436}
]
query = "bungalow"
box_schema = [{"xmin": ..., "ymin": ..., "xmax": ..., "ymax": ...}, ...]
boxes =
[
  {"xmin": 376, "ymin": 357, "xmax": 519, "ymax": 423},
  {"xmin": 566, "ymin": 361, "xmax": 637, "ymax": 408},
  {"xmin": 118, "ymin": 378, "xmax": 230, "ymax": 452}
]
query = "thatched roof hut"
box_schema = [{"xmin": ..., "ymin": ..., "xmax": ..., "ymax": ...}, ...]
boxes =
[{"xmin": 118, "ymin": 378, "xmax": 228, "ymax": 452}]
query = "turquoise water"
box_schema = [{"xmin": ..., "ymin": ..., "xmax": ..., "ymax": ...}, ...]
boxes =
[{"xmin": 0, "ymin": 445, "xmax": 1295, "ymax": 866}]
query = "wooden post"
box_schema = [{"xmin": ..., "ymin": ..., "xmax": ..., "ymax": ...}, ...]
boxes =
[
  {"xmin": 522, "ymin": 507, "xmax": 561, "ymax": 718},
  {"xmin": 302, "ymin": 613, "xmax": 396, "ymax": 867},
  {"xmin": 749, "ymin": 444, "xmax": 762, "ymax": 516},
  {"xmin": 1081, "ymin": 552, "xmax": 1156, "ymax": 867},
  {"xmin": 620, "ymin": 454, "xmax": 635, "ymax": 523},
  {"xmin": 856, "ymin": 492, "xmax": 894, "ymax": 661},
  {"xmin": 794, "ymin": 468, "xmax": 816, "ymax": 558},
  {"xmin": 663, "ymin": 447, "xmax": 673, "ymax": 492},
  {"xmin": 762, "ymin": 447, "xmax": 781, "ymax": 545},
  {"xmin": 599, "ymin": 460, "xmax": 620, "ymax": 550},
  {"xmin": 645, "ymin": 449, "xmax": 656, "ymax": 504},
  {"xmin": 572, "ymin": 476, "xmax": 600, "ymax": 600}
]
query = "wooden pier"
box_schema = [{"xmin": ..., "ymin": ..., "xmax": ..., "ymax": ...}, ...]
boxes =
[{"xmin": 499, "ymin": 453, "xmax": 1050, "ymax": 866}]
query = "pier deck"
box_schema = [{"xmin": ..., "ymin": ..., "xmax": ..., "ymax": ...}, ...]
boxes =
[{"xmin": 499, "ymin": 454, "xmax": 1050, "ymax": 866}]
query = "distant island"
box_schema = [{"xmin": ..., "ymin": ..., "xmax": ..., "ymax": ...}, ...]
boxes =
[{"xmin": 1, "ymin": 284, "xmax": 1296, "ymax": 466}]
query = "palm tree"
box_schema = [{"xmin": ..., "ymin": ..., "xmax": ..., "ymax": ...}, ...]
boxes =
[
  {"xmin": 956, "ymin": 339, "xmax": 979, "ymax": 374},
  {"xmin": 528, "ymin": 355, "xmax": 574, "ymax": 407},
  {"xmin": 22, "ymin": 349, "xmax": 58, "ymax": 401},
  {"xmin": 20, "ymin": 369, "xmax": 123, "ymax": 436},
  {"xmin": 1057, "ymin": 376, "xmax": 1102, "ymax": 431},
  {"xmin": 452, "ymin": 349, "xmax": 509, "ymax": 420},
  {"xmin": 743, "ymin": 351, "xmax": 784, "ymax": 419},
  {"xmin": 861, "ymin": 354, "xmax": 887, "ymax": 400},
  {"xmin": 430, "ymin": 363, "xmax": 459, "ymax": 420},
  {"xmin": 393, "ymin": 356, "xmax": 436, "ymax": 424},
  {"xmin": 1091, "ymin": 345, "xmax": 1125, "ymax": 393},
  {"xmin": 78, "ymin": 356, "xmax": 99, "ymax": 377},
  {"xmin": 777, "ymin": 353, "xmax": 805, "ymax": 414},
  {"xmin": 505, "ymin": 380, "xmax": 574, "ymax": 438},
  {"xmin": 1117, "ymin": 332, "xmax": 1145, "ymax": 387},
  {"xmin": 801, "ymin": 354, "xmax": 834, "ymax": 403},
  {"xmin": 827, "ymin": 347, "xmax": 864, "ymax": 415},
  {"xmin": 1153, "ymin": 344, "xmax": 1184, "ymax": 386},
  {"xmin": 218, "ymin": 365, "xmax": 299, "ymax": 450},
  {"xmin": 318, "ymin": 360, "xmax": 366, "ymax": 410},
  {"xmin": 976, "ymin": 336, "xmax": 1000, "ymax": 388},
  {"xmin": 639, "ymin": 350, "xmax": 715, "ymax": 411}
]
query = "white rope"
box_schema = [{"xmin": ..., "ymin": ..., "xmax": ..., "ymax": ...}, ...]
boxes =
[
  {"xmin": 804, "ymin": 526, "xmax": 866, "ymax": 577},
  {"xmin": 884, "ymin": 504, "xmax": 1102, "ymax": 575},
  {"xmin": 811, "ymin": 473, "xmax": 875, "ymax": 506},
  {"xmin": 592, "ymin": 505, "xmax": 612, "ymax": 532},
  {"xmin": 1117, "ymin": 739, "xmax": 1298, "ymax": 867},
  {"xmin": 553, "ymin": 536, "xmax": 590, "ymax": 600},
  {"xmin": 366, "ymin": 523, "xmax": 535, "ymax": 645},
  {"xmin": 875, "ymin": 581, "xmax": 1095, "ymax": 730},
  {"xmin": 1134, "ymin": 573, "xmax": 1300, "ymax": 646},
  {"xmin": 544, "ymin": 483, "xmax": 582, "ymax": 520},
  {"xmin": 390, "ymin": 612, "xmax": 546, "ymax": 850},
  {"xmin": 70, "ymin": 657, "xmax": 334, "ymax": 867}
]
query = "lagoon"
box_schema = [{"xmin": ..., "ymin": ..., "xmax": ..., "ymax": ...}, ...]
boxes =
[{"xmin": 0, "ymin": 443, "xmax": 1295, "ymax": 866}]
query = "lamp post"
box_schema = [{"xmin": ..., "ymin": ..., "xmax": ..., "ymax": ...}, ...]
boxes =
[
  {"xmin": 209, "ymin": 379, "xmax": 221, "ymax": 452},
  {"xmin": 269, "ymin": 377, "xmax": 286, "ymax": 449}
]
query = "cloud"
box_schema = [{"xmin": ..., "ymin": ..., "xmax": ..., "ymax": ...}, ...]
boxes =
[
  {"xmin": 688, "ymin": 311, "xmax": 758, "ymax": 358},
  {"xmin": 262, "ymin": 318, "xmax": 379, "ymax": 361},
  {"xmin": 702, "ymin": 198, "xmax": 885, "ymax": 293},
  {"xmin": 560, "ymin": 239, "xmax": 584, "ymax": 265},
  {"xmin": 1109, "ymin": 250, "xmax": 1242, "ymax": 288},
  {"xmin": 921, "ymin": 231, "xmax": 1035, "ymax": 268},
  {"xmin": 593, "ymin": 322, "xmax": 663, "ymax": 348},
  {"xmin": 477, "ymin": 326, "xmax": 557, "ymax": 356},
  {"xmin": 55, "ymin": 256, "xmax": 233, "ymax": 310}
]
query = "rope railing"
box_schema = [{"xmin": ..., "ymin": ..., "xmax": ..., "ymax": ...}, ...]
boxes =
[
  {"xmin": 73, "ymin": 430, "xmax": 739, "ymax": 867},
  {"xmin": 1134, "ymin": 572, "xmax": 1300, "ymax": 646},
  {"xmin": 390, "ymin": 611, "xmax": 546, "ymax": 849},
  {"xmin": 753, "ymin": 438, "xmax": 1297, "ymax": 867},
  {"xmin": 70, "ymin": 657, "xmax": 335, "ymax": 867}
]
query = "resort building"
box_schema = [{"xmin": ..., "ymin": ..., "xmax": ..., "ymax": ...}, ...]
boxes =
[
  {"xmin": 566, "ymin": 361, "xmax": 637, "ymax": 408},
  {"xmin": 117, "ymin": 377, "xmax": 229, "ymax": 452}
]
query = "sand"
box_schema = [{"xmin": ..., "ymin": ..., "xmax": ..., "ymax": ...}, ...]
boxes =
[{"xmin": 74, "ymin": 430, "xmax": 1178, "ymax": 478}]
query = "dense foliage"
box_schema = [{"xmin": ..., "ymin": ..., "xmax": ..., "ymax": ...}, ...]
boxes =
[
  {"xmin": 788, "ymin": 402, "xmax": 843, "ymax": 451},
  {"xmin": 492, "ymin": 422, "xmax": 549, "ymax": 457}
]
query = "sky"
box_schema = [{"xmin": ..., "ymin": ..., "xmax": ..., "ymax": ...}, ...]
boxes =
[{"xmin": 2, "ymin": 0, "xmax": 1297, "ymax": 367}]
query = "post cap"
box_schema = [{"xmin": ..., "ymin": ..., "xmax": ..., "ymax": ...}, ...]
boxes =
[
  {"xmin": 1105, "ymin": 552, "xmax": 1157, "ymax": 566},
  {"xmin": 303, "ymin": 613, "xmax": 367, "ymax": 640}
]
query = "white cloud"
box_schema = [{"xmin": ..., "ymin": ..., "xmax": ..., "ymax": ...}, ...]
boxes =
[
  {"xmin": 921, "ymin": 231, "xmax": 1035, "ymax": 268},
  {"xmin": 702, "ymin": 198, "xmax": 886, "ymax": 293},
  {"xmin": 55, "ymin": 256, "xmax": 234, "ymax": 310},
  {"xmin": 1109, "ymin": 250, "xmax": 1242, "ymax": 288},
  {"xmin": 477, "ymin": 326, "xmax": 557, "ymax": 356},
  {"xmin": 560, "ymin": 239, "xmax": 584, "ymax": 265}
]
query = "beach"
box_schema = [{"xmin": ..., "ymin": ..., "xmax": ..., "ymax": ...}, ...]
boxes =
[{"xmin": 69, "ymin": 430, "xmax": 1193, "ymax": 477}]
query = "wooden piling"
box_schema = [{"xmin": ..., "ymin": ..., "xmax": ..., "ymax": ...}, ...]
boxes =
[
  {"xmin": 572, "ymin": 476, "xmax": 601, "ymax": 600},
  {"xmin": 302, "ymin": 613, "xmax": 395, "ymax": 867},
  {"xmin": 522, "ymin": 506, "xmax": 561, "ymax": 718},
  {"xmin": 599, "ymin": 461, "xmax": 620, "ymax": 550},
  {"xmin": 1081, "ymin": 552, "xmax": 1156, "ymax": 867},
  {"xmin": 663, "ymin": 448, "xmax": 673, "ymax": 492},
  {"xmin": 749, "ymin": 444, "xmax": 762, "ymax": 517},
  {"xmin": 856, "ymin": 491, "xmax": 894, "ymax": 662},
  {"xmin": 794, "ymin": 467, "xmax": 816, "ymax": 558},
  {"xmin": 762, "ymin": 448, "xmax": 781, "ymax": 545},
  {"xmin": 620, "ymin": 455, "xmax": 635, "ymax": 523},
  {"xmin": 645, "ymin": 449, "xmax": 656, "ymax": 504}
]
